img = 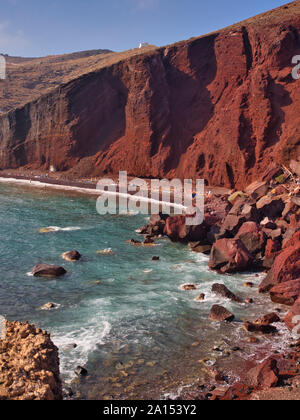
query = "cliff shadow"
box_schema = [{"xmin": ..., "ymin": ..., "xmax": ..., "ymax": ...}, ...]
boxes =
[
  {"xmin": 156, "ymin": 35, "xmax": 218, "ymax": 173},
  {"xmin": 67, "ymin": 69, "xmax": 129, "ymax": 159}
]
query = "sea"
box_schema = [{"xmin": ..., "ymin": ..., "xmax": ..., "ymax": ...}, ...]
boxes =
[{"xmin": 0, "ymin": 180, "xmax": 291, "ymax": 399}]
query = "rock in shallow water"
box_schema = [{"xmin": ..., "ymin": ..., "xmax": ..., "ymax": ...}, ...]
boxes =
[
  {"xmin": 61, "ymin": 250, "xmax": 81, "ymax": 262},
  {"xmin": 40, "ymin": 302, "xmax": 59, "ymax": 310},
  {"xmin": 209, "ymin": 305, "xmax": 235, "ymax": 322},
  {"xmin": 74, "ymin": 366, "xmax": 88, "ymax": 377},
  {"xmin": 211, "ymin": 283, "xmax": 242, "ymax": 303},
  {"xmin": 32, "ymin": 264, "xmax": 67, "ymax": 278}
]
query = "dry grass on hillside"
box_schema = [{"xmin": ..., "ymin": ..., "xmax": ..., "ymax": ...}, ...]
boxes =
[{"xmin": 0, "ymin": 45, "xmax": 157, "ymax": 114}]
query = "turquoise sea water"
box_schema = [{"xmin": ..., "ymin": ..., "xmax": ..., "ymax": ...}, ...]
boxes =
[{"xmin": 0, "ymin": 182, "xmax": 291, "ymax": 399}]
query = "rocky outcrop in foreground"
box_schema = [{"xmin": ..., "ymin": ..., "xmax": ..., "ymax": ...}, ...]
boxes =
[
  {"xmin": 0, "ymin": 321, "xmax": 62, "ymax": 400},
  {"xmin": 1, "ymin": 2, "xmax": 300, "ymax": 188}
]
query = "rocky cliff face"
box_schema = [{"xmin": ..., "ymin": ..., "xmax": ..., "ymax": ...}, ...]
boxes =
[
  {"xmin": 1, "ymin": 1, "xmax": 300, "ymax": 188},
  {"xmin": 0, "ymin": 321, "xmax": 62, "ymax": 400}
]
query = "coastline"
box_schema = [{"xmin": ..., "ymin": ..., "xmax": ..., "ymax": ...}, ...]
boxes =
[{"xmin": 1, "ymin": 169, "xmax": 300, "ymax": 401}]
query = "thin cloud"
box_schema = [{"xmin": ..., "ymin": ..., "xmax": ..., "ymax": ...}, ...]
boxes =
[{"xmin": 130, "ymin": 0, "xmax": 159, "ymax": 11}]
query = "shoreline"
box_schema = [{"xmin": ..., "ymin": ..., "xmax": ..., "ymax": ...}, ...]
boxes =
[{"xmin": 1, "ymin": 169, "xmax": 300, "ymax": 400}]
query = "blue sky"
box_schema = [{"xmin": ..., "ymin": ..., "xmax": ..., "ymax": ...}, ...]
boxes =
[{"xmin": 0, "ymin": 0, "xmax": 291, "ymax": 57}]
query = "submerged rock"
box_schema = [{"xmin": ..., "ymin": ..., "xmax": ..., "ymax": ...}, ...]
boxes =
[
  {"xmin": 97, "ymin": 248, "xmax": 115, "ymax": 255},
  {"xmin": 32, "ymin": 264, "xmax": 67, "ymax": 278}
]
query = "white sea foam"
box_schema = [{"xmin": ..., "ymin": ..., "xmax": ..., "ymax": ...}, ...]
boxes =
[
  {"xmin": 26, "ymin": 272, "xmax": 34, "ymax": 277},
  {"xmin": 53, "ymin": 318, "xmax": 111, "ymax": 383},
  {"xmin": 40, "ymin": 226, "xmax": 82, "ymax": 233}
]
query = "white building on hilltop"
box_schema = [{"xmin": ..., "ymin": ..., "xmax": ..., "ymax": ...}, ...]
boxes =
[{"xmin": 139, "ymin": 42, "xmax": 149, "ymax": 48}]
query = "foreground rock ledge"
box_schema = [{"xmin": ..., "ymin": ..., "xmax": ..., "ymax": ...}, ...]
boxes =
[{"xmin": 0, "ymin": 321, "xmax": 62, "ymax": 400}]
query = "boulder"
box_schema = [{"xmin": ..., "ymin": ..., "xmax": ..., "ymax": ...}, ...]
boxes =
[
  {"xmin": 218, "ymin": 214, "xmax": 246, "ymax": 238},
  {"xmin": 164, "ymin": 215, "xmax": 202, "ymax": 243},
  {"xmin": 284, "ymin": 297, "xmax": 300, "ymax": 333},
  {"xmin": 261, "ymin": 164, "xmax": 283, "ymax": 184},
  {"xmin": 74, "ymin": 366, "xmax": 88, "ymax": 377},
  {"xmin": 181, "ymin": 284, "xmax": 197, "ymax": 291},
  {"xmin": 211, "ymin": 283, "xmax": 242, "ymax": 303},
  {"xmin": 270, "ymin": 279, "xmax": 300, "ymax": 306},
  {"xmin": 243, "ymin": 322, "xmax": 277, "ymax": 334},
  {"xmin": 256, "ymin": 196, "xmax": 285, "ymax": 220},
  {"xmin": 245, "ymin": 181, "xmax": 269, "ymax": 200},
  {"xmin": 253, "ymin": 313, "xmax": 281, "ymax": 326},
  {"xmin": 247, "ymin": 358, "xmax": 279, "ymax": 388},
  {"xmin": 164, "ymin": 213, "xmax": 219, "ymax": 243},
  {"xmin": 235, "ymin": 222, "xmax": 266, "ymax": 256},
  {"xmin": 189, "ymin": 242, "xmax": 212, "ymax": 254},
  {"xmin": 195, "ymin": 294, "xmax": 205, "ymax": 302},
  {"xmin": 209, "ymin": 305, "xmax": 234, "ymax": 322},
  {"xmin": 32, "ymin": 264, "xmax": 67, "ymax": 278},
  {"xmin": 209, "ymin": 238, "xmax": 253, "ymax": 274},
  {"xmin": 61, "ymin": 250, "xmax": 81, "ymax": 262},
  {"xmin": 259, "ymin": 242, "xmax": 300, "ymax": 293}
]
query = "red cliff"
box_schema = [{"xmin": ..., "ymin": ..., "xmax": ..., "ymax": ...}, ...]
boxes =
[{"xmin": 1, "ymin": 1, "xmax": 300, "ymax": 188}]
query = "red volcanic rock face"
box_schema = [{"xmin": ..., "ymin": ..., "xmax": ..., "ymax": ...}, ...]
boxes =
[{"xmin": 1, "ymin": 3, "xmax": 300, "ymax": 187}]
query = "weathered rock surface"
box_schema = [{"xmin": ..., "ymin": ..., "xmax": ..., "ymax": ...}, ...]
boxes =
[
  {"xmin": 0, "ymin": 321, "xmax": 62, "ymax": 400},
  {"xmin": 209, "ymin": 238, "xmax": 253, "ymax": 274},
  {"xmin": 1, "ymin": 3, "xmax": 300, "ymax": 188}
]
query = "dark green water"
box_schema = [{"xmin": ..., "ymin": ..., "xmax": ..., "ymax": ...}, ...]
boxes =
[{"xmin": 0, "ymin": 181, "xmax": 291, "ymax": 399}]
